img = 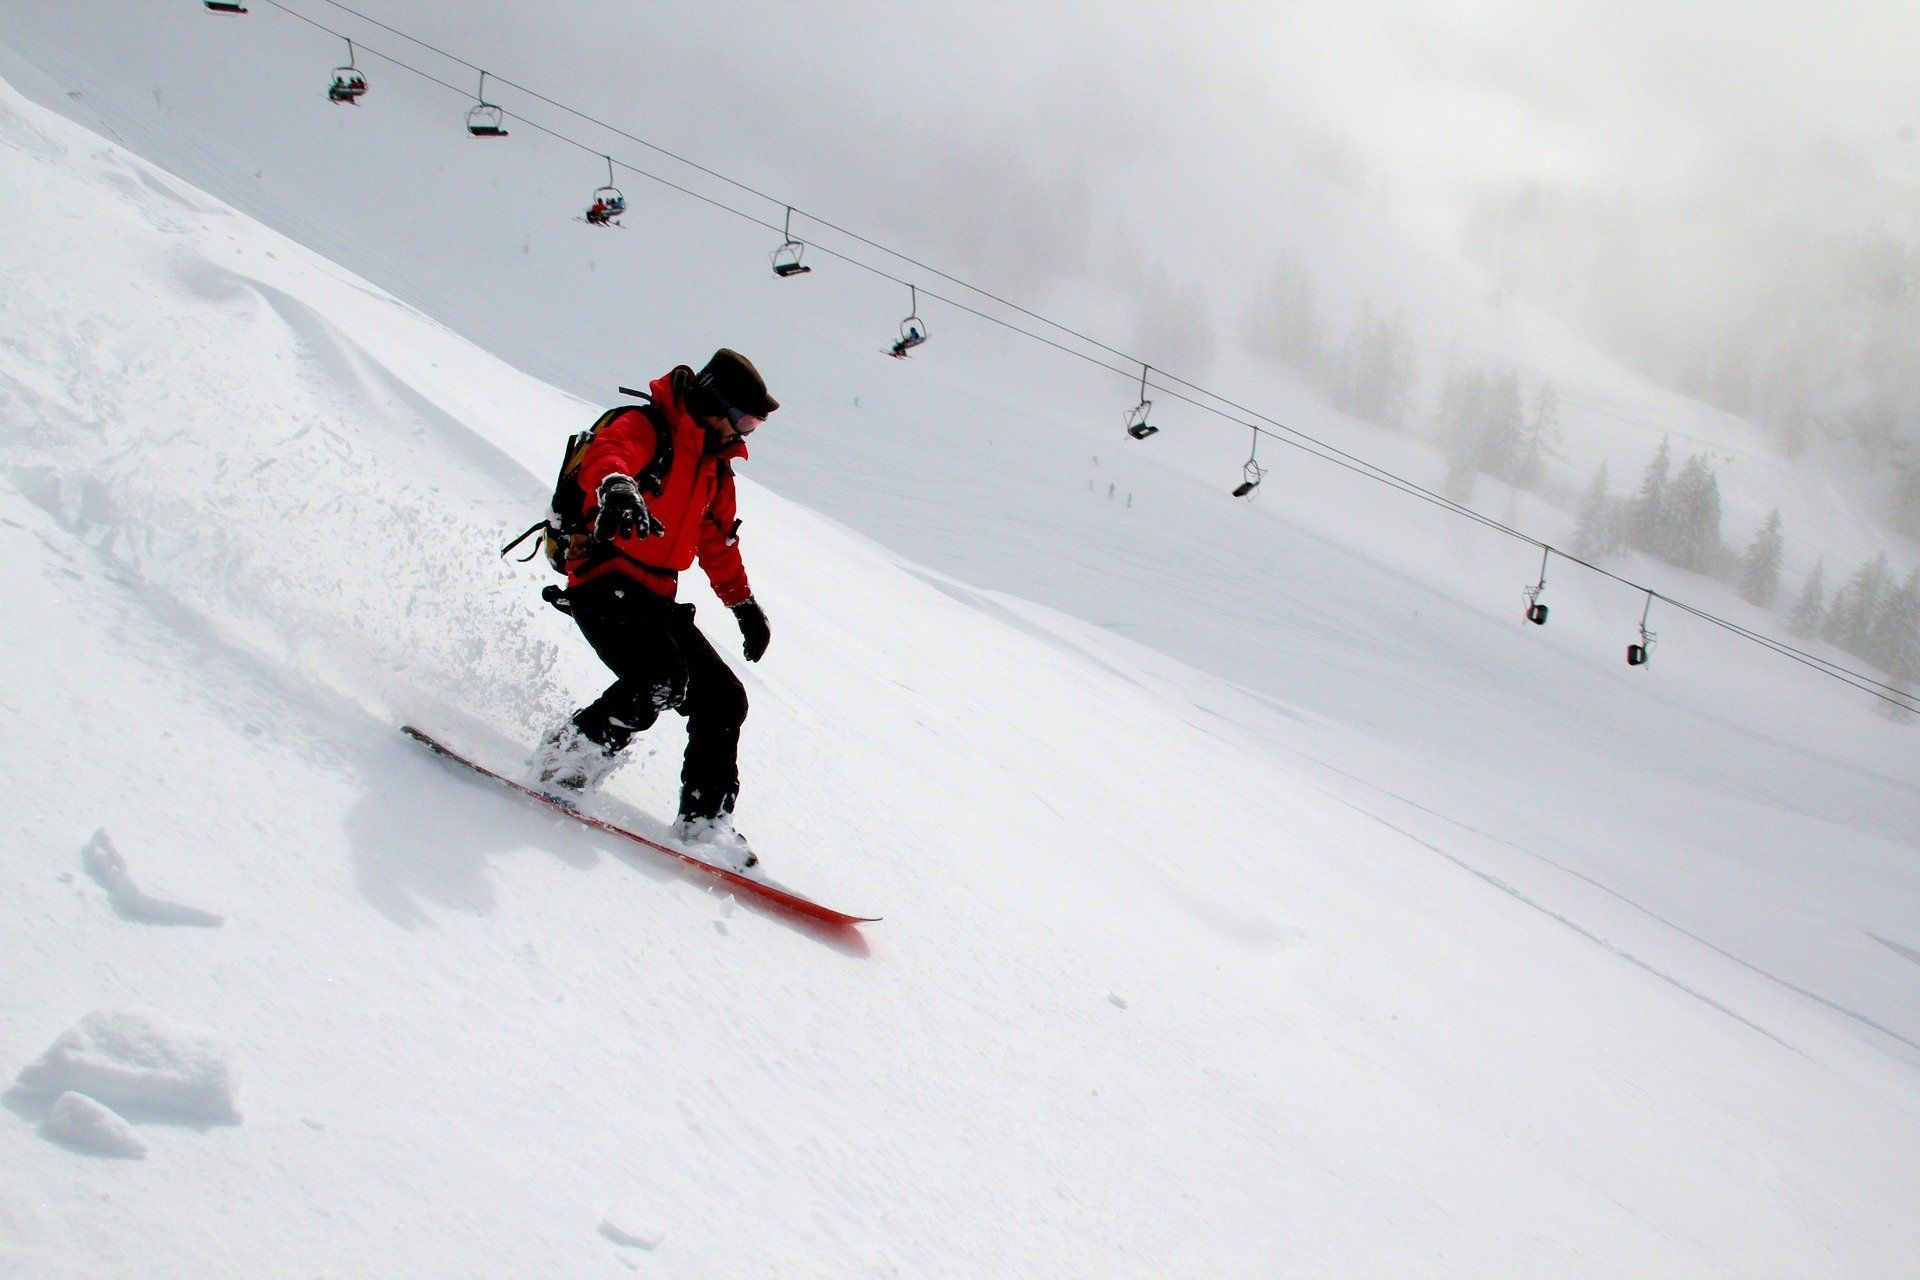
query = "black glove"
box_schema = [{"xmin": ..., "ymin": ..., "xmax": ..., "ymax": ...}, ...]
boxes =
[
  {"xmin": 594, "ymin": 474, "xmax": 664, "ymax": 543},
  {"xmin": 732, "ymin": 597, "xmax": 770, "ymax": 663}
]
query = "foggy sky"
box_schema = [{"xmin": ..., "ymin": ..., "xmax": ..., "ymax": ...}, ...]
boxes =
[
  {"xmin": 407, "ymin": 2, "xmax": 1920, "ymax": 281},
  {"xmin": 363, "ymin": 0, "xmax": 1919, "ymax": 405}
]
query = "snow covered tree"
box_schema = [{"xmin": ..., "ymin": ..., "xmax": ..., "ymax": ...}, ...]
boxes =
[
  {"xmin": 1824, "ymin": 553, "xmax": 1890, "ymax": 653},
  {"xmin": 1437, "ymin": 367, "xmax": 1488, "ymax": 498},
  {"xmin": 1484, "ymin": 372, "xmax": 1526, "ymax": 483},
  {"xmin": 1569, "ymin": 460, "xmax": 1621, "ymax": 560},
  {"xmin": 1335, "ymin": 300, "xmax": 1417, "ymax": 428},
  {"xmin": 1438, "ymin": 366, "xmax": 1526, "ymax": 496},
  {"xmin": 1246, "ymin": 251, "xmax": 1324, "ymax": 376},
  {"xmin": 1664, "ymin": 453, "xmax": 1724, "ymax": 573},
  {"xmin": 1865, "ymin": 569, "xmax": 1920, "ymax": 678},
  {"xmin": 1514, "ymin": 380, "xmax": 1563, "ymax": 489},
  {"xmin": 1788, "ymin": 557, "xmax": 1827, "ymax": 638},
  {"xmin": 1624, "ymin": 437, "xmax": 1672, "ymax": 557},
  {"xmin": 1737, "ymin": 509, "xmax": 1784, "ymax": 607},
  {"xmin": 1891, "ymin": 444, "xmax": 1920, "ymax": 537}
]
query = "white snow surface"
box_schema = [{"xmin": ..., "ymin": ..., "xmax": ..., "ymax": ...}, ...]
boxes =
[{"xmin": 1, "ymin": 32, "xmax": 1919, "ymax": 1280}]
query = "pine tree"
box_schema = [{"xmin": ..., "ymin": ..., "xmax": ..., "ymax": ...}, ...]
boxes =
[
  {"xmin": 1664, "ymin": 453, "xmax": 1724, "ymax": 573},
  {"xmin": 1483, "ymin": 372, "xmax": 1526, "ymax": 483},
  {"xmin": 1336, "ymin": 301, "xmax": 1416, "ymax": 428},
  {"xmin": 1892, "ymin": 444, "xmax": 1920, "ymax": 537},
  {"xmin": 1865, "ymin": 569, "xmax": 1920, "ymax": 677},
  {"xmin": 1439, "ymin": 366, "xmax": 1526, "ymax": 496},
  {"xmin": 1255, "ymin": 253, "xmax": 1323, "ymax": 373},
  {"xmin": 1824, "ymin": 553, "xmax": 1890, "ymax": 653},
  {"xmin": 1870, "ymin": 571, "xmax": 1920, "ymax": 723},
  {"xmin": 1626, "ymin": 437, "xmax": 1673, "ymax": 557},
  {"xmin": 1737, "ymin": 509, "xmax": 1784, "ymax": 607},
  {"xmin": 1515, "ymin": 380, "xmax": 1563, "ymax": 488},
  {"xmin": 1437, "ymin": 367, "xmax": 1488, "ymax": 500},
  {"xmin": 1788, "ymin": 557, "xmax": 1827, "ymax": 638},
  {"xmin": 1569, "ymin": 460, "xmax": 1619, "ymax": 559}
]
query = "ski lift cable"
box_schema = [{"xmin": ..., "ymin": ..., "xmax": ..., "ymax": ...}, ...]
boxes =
[
  {"xmin": 259, "ymin": 0, "xmax": 1888, "ymax": 609},
  {"xmin": 262, "ymin": 0, "xmax": 1919, "ymax": 714},
  {"xmin": 250, "ymin": 0, "xmax": 1920, "ymax": 715},
  {"xmin": 259, "ymin": 1, "xmax": 1559, "ymax": 534},
  {"xmin": 1540, "ymin": 543, "xmax": 1916, "ymax": 703},
  {"xmin": 283, "ymin": 0, "xmax": 1315, "ymax": 403},
  {"xmin": 289, "ymin": 0, "xmax": 1549, "ymax": 482},
  {"xmin": 285, "ymin": 0, "xmax": 1374, "ymax": 437},
  {"xmin": 1653, "ymin": 596, "xmax": 1918, "ymax": 708}
]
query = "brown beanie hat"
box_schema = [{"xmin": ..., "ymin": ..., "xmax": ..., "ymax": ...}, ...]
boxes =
[{"xmin": 695, "ymin": 348, "xmax": 779, "ymax": 417}]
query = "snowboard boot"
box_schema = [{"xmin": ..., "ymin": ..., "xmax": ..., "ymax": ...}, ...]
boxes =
[
  {"xmin": 672, "ymin": 813, "xmax": 759, "ymax": 872},
  {"xmin": 530, "ymin": 720, "xmax": 625, "ymax": 795}
]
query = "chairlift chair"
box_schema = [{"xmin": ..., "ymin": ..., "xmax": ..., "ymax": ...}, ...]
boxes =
[
  {"xmin": 584, "ymin": 158, "xmax": 624, "ymax": 225},
  {"xmin": 466, "ymin": 103, "xmax": 507, "ymax": 137},
  {"xmin": 1627, "ymin": 592, "xmax": 1656, "ymax": 666},
  {"xmin": 328, "ymin": 41, "xmax": 366, "ymax": 104},
  {"xmin": 1124, "ymin": 364, "xmax": 1158, "ymax": 439},
  {"xmin": 204, "ymin": 0, "xmax": 248, "ymax": 12},
  {"xmin": 1523, "ymin": 546, "xmax": 1550, "ymax": 624},
  {"xmin": 772, "ymin": 243, "xmax": 810, "ymax": 277},
  {"xmin": 771, "ymin": 207, "xmax": 811, "ymax": 277},
  {"xmin": 1232, "ymin": 428, "xmax": 1265, "ymax": 497},
  {"xmin": 466, "ymin": 71, "xmax": 508, "ymax": 137},
  {"xmin": 889, "ymin": 287, "xmax": 927, "ymax": 357}
]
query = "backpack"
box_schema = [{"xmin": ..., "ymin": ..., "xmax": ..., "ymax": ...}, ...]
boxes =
[{"xmin": 501, "ymin": 389, "xmax": 675, "ymax": 576}]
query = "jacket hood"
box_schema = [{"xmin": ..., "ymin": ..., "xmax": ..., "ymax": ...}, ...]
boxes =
[{"xmin": 652, "ymin": 367, "xmax": 749, "ymax": 462}]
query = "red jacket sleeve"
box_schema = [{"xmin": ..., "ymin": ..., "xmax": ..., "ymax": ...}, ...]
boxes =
[
  {"xmin": 577, "ymin": 409, "xmax": 658, "ymax": 517},
  {"xmin": 697, "ymin": 465, "xmax": 752, "ymax": 606}
]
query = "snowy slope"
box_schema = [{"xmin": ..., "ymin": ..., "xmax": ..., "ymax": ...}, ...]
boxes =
[{"xmin": 4, "ymin": 28, "xmax": 1920, "ymax": 1280}]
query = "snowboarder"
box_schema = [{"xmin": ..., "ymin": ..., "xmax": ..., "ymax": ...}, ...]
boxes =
[{"xmin": 532, "ymin": 349, "xmax": 777, "ymax": 870}]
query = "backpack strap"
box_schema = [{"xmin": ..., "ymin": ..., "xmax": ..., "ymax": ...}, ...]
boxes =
[
  {"xmin": 609, "ymin": 389, "xmax": 676, "ymax": 495},
  {"xmin": 632, "ymin": 402, "xmax": 674, "ymax": 495},
  {"xmin": 500, "ymin": 519, "xmax": 547, "ymax": 560}
]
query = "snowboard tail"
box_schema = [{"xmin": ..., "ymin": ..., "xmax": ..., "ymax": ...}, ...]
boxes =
[{"xmin": 401, "ymin": 726, "xmax": 879, "ymax": 928}]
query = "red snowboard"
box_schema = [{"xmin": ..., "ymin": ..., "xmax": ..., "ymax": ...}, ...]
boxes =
[{"xmin": 403, "ymin": 726, "xmax": 879, "ymax": 929}]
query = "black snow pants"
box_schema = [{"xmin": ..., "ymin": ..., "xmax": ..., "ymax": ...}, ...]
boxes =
[{"xmin": 566, "ymin": 576, "xmax": 747, "ymax": 821}]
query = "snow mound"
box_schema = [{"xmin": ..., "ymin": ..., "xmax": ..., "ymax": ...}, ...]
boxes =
[
  {"xmin": 598, "ymin": 1209, "xmax": 665, "ymax": 1251},
  {"xmin": 41, "ymin": 1091, "xmax": 146, "ymax": 1159},
  {"xmin": 81, "ymin": 830, "xmax": 224, "ymax": 927},
  {"xmin": 15, "ymin": 1010, "xmax": 239, "ymax": 1124}
]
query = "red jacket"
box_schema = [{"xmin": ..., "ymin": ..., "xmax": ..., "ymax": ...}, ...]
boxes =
[{"xmin": 568, "ymin": 367, "xmax": 753, "ymax": 606}]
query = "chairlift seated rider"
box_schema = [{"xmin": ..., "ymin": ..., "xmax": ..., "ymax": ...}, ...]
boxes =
[
  {"xmin": 586, "ymin": 193, "xmax": 626, "ymax": 226},
  {"xmin": 890, "ymin": 323, "xmax": 925, "ymax": 358}
]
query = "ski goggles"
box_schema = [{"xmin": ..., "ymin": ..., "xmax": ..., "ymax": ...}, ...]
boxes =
[{"xmin": 700, "ymin": 375, "xmax": 766, "ymax": 435}]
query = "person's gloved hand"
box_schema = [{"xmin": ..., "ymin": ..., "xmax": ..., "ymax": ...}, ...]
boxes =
[
  {"xmin": 732, "ymin": 597, "xmax": 771, "ymax": 662},
  {"xmin": 594, "ymin": 474, "xmax": 664, "ymax": 542}
]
